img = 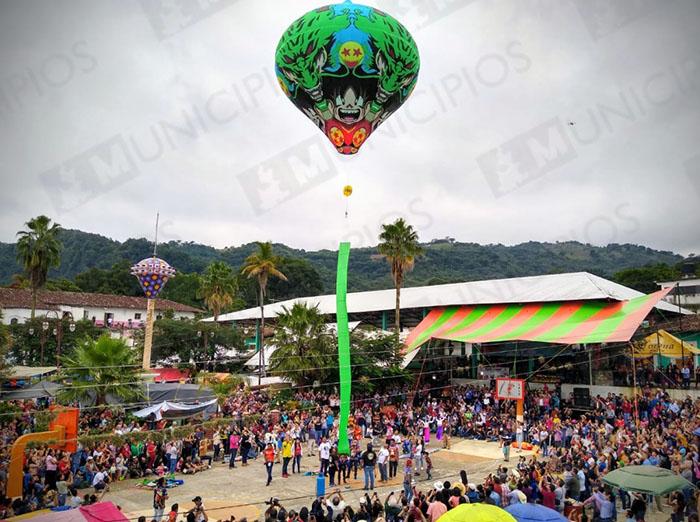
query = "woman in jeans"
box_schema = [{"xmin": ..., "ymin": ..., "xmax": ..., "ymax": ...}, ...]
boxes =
[
  {"xmin": 240, "ymin": 430, "xmax": 252, "ymax": 466},
  {"xmin": 292, "ymin": 438, "xmax": 303, "ymax": 474},
  {"xmin": 229, "ymin": 431, "xmax": 240, "ymax": 469}
]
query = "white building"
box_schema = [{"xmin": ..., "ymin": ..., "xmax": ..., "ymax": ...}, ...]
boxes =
[
  {"xmin": 658, "ymin": 277, "xmax": 700, "ymax": 312},
  {"xmin": 0, "ymin": 288, "xmax": 201, "ymax": 326}
]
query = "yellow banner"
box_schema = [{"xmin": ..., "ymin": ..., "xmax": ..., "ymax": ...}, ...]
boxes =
[{"xmin": 633, "ymin": 329, "xmax": 700, "ymax": 358}]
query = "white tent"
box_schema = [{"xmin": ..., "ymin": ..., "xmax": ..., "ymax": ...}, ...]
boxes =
[
  {"xmin": 132, "ymin": 399, "xmax": 218, "ymax": 420},
  {"xmin": 208, "ymin": 272, "xmax": 692, "ymax": 323}
]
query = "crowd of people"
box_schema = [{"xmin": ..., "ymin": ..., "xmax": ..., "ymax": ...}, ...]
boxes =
[
  {"xmin": 0, "ymin": 377, "xmax": 699, "ymax": 521},
  {"xmin": 613, "ymin": 359, "xmax": 700, "ymax": 389}
]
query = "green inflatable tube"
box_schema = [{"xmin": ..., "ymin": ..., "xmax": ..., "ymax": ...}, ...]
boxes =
[{"xmin": 336, "ymin": 241, "xmax": 351, "ymax": 455}]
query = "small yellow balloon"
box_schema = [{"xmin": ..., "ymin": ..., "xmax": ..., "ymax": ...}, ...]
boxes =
[{"xmin": 343, "ymin": 185, "xmax": 353, "ymax": 197}]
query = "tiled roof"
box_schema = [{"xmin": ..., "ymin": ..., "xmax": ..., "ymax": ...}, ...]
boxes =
[{"xmin": 0, "ymin": 287, "xmax": 201, "ymax": 313}]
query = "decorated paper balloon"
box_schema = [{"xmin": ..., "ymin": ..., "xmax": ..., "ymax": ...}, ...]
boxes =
[
  {"xmin": 130, "ymin": 257, "xmax": 176, "ymax": 299},
  {"xmin": 275, "ymin": 0, "xmax": 419, "ymax": 154},
  {"xmin": 343, "ymin": 185, "xmax": 353, "ymax": 197}
]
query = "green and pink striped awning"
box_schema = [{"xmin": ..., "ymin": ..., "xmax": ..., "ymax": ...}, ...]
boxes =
[{"xmin": 404, "ymin": 287, "xmax": 671, "ymax": 352}]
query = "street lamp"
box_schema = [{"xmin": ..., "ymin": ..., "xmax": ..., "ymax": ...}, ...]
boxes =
[{"xmin": 40, "ymin": 321, "xmax": 49, "ymax": 366}]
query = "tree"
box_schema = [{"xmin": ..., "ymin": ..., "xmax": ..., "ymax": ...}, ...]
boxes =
[
  {"xmin": 613, "ymin": 263, "xmax": 680, "ymax": 294},
  {"xmin": 267, "ymin": 258, "xmax": 324, "ymax": 301},
  {"xmin": 160, "ymin": 272, "xmax": 206, "ymax": 309},
  {"xmin": 16, "ymin": 215, "xmax": 63, "ymax": 318},
  {"xmin": 198, "ymin": 261, "xmax": 238, "ymax": 321},
  {"xmin": 73, "ymin": 260, "xmax": 142, "ymax": 296},
  {"xmin": 45, "ymin": 278, "xmax": 83, "ymax": 292},
  {"xmin": 241, "ymin": 242, "xmax": 288, "ymax": 384},
  {"xmin": 198, "ymin": 373, "xmax": 247, "ymax": 404},
  {"xmin": 148, "ymin": 317, "xmax": 242, "ymax": 367},
  {"xmin": 58, "ymin": 335, "xmax": 144, "ymax": 406},
  {"xmin": 268, "ymin": 303, "xmax": 335, "ymax": 387},
  {"xmin": 9, "ymin": 318, "xmax": 101, "ymax": 366},
  {"xmin": 349, "ymin": 329, "xmax": 411, "ymax": 394},
  {"xmin": 377, "ymin": 218, "xmax": 423, "ymax": 335},
  {"xmin": 236, "ymin": 257, "xmax": 325, "ymax": 308}
]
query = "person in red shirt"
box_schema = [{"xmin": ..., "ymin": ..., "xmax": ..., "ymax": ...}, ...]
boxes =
[
  {"xmin": 263, "ymin": 443, "xmax": 275, "ymax": 486},
  {"xmin": 540, "ymin": 481, "xmax": 556, "ymax": 510}
]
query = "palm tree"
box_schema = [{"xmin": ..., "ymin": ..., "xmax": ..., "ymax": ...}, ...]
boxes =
[
  {"xmin": 58, "ymin": 335, "xmax": 143, "ymax": 406},
  {"xmin": 16, "ymin": 215, "xmax": 63, "ymax": 319},
  {"xmin": 268, "ymin": 303, "xmax": 335, "ymax": 387},
  {"xmin": 377, "ymin": 218, "xmax": 424, "ymax": 335},
  {"xmin": 198, "ymin": 261, "xmax": 237, "ymax": 321},
  {"xmin": 241, "ymin": 242, "xmax": 287, "ymax": 384}
]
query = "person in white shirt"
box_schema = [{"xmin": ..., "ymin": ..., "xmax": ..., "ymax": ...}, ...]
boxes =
[
  {"xmin": 414, "ymin": 442, "xmax": 423, "ymax": 474},
  {"xmin": 319, "ymin": 437, "xmax": 331, "ymax": 476},
  {"xmin": 377, "ymin": 444, "xmax": 390, "ymax": 482},
  {"xmin": 516, "ymin": 422, "xmax": 524, "ymax": 451},
  {"xmin": 92, "ymin": 469, "xmax": 108, "ymax": 491},
  {"xmin": 68, "ymin": 488, "xmax": 83, "ymax": 508}
]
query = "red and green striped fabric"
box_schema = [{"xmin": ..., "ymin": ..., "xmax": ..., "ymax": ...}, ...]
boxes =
[{"xmin": 404, "ymin": 288, "xmax": 672, "ymax": 353}]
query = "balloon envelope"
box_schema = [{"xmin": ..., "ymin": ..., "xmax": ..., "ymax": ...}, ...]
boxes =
[
  {"xmin": 505, "ymin": 503, "xmax": 568, "ymax": 522},
  {"xmin": 275, "ymin": 0, "xmax": 419, "ymax": 154},
  {"xmin": 343, "ymin": 185, "xmax": 353, "ymax": 197},
  {"xmin": 130, "ymin": 257, "xmax": 176, "ymax": 299}
]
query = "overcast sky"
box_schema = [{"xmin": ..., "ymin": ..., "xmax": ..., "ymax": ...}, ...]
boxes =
[{"xmin": 1, "ymin": 0, "xmax": 698, "ymax": 255}]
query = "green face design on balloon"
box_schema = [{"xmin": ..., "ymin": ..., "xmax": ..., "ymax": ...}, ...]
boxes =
[{"xmin": 275, "ymin": 1, "xmax": 420, "ymax": 155}]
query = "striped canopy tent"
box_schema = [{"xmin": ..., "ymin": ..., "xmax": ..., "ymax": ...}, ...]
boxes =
[{"xmin": 404, "ymin": 287, "xmax": 672, "ymax": 353}]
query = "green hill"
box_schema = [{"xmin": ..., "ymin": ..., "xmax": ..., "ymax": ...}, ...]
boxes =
[{"xmin": 0, "ymin": 229, "xmax": 683, "ymax": 294}]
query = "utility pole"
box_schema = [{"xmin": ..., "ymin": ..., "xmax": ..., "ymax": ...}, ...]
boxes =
[
  {"xmin": 678, "ymin": 283, "xmax": 685, "ymax": 367},
  {"xmin": 630, "ymin": 342, "xmax": 640, "ymax": 429}
]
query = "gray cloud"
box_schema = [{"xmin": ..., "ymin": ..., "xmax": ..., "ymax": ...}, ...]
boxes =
[{"xmin": 1, "ymin": 0, "xmax": 698, "ymax": 256}]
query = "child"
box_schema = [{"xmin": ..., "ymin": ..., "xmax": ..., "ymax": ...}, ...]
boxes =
[
  {"xmin": 424, "ymin": 451, "xmax": 433, "ymax": 480},
  {"xmin": 168, "ymin": 504, "xmax": 179, "ymax": 522},
  {"xmin": 625, "ymin": 509, "xmax": 635, "ymax": 522}
]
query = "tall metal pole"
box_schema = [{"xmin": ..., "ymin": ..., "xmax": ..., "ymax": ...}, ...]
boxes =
[
  {"xmin": 678, "ymin": 283, "xmax": 685, "ymax": 366},
  {"xmin": 656, "ymin": 329, "xmax": 661, "ymax": 369},
  {"xmin": 153, "ymin": 212, "xmax": 159, "ymax": 257},
  {"xmin": 56, "ymin": 320, "xmax": 63, "ymax": 368},
  {"xmin": 257, "ymin": 317, "xmax": 262, "ymax": 386},
  {"xmin": 630, "ymin": 342, "xmax": 640, "ymax": 430},
  {"xmin": 142, "ymin": 299, "xmax": 156, "ymax": 370}
]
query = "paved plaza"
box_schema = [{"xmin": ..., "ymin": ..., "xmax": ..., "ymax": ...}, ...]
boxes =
[{"xmin": 104, "ymin": 439, "xmax": 672, "ymax": 522}]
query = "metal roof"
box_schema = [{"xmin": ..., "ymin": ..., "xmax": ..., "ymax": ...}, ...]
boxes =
[
  {"xmin": 7, "ymin": 366, "xmax": 58, "ymax": 379},
  {"xmin": 209, "ymin": 272, "xmax": 692, "ymax": 323}
]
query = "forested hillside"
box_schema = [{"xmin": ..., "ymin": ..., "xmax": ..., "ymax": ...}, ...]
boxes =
[{"xmin": 0, "ymin": 230, "xmax": 683, "ymax": 302}]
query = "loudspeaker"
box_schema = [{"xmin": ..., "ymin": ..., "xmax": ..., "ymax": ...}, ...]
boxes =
[{"xmin": 573, "ymin": 387, "xmax": 590, "ymax": 408}]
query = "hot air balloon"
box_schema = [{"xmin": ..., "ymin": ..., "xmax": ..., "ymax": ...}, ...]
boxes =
[
  {"xmin": 131, "ymin": 256, "xmax": 176, "ymax": 369},
  {"xmin": 275, "ymin": 0, "xmax": 420, "ymax": 155},
  {"xmin": 131, "ymin": 257, "xmax": 176, "ymax": 299},
  {"xmin": 343, "ymin": 185, "xmax": 353, "ymax": 197}
]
